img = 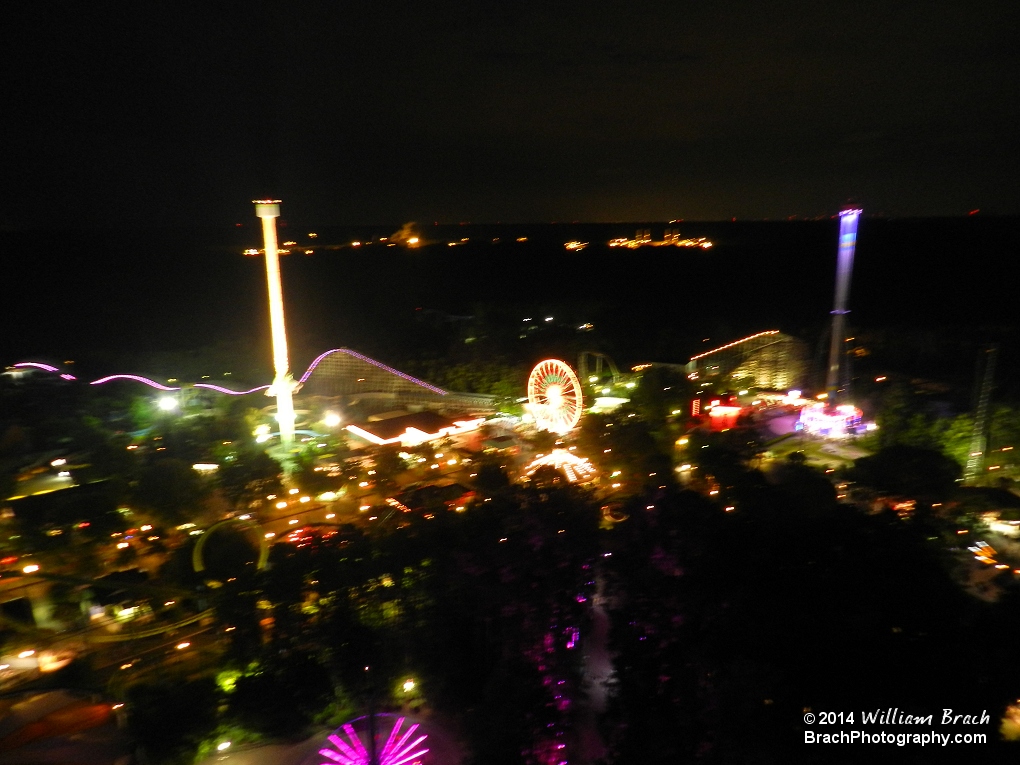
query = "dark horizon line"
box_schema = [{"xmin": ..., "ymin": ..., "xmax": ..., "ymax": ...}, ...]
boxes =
[{"xmin": 2, "ymin": 212, "xmax": 1016, "ymax": 235}]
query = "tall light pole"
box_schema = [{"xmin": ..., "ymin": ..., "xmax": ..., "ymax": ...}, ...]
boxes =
[
  {"xmin": 825, "ymin": 208, "xmax": 861, "ymax": 401},
  {"xmin": 254, "ymin": 200, "xmax": 298, "ymax": 465}
]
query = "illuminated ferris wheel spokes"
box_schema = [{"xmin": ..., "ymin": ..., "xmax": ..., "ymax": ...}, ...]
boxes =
[
  {"xmin": 318, "ymin": 715, "xmax": 429, "ymax": 765},
  {"xmin": 528, "ymin": 359, "xmax": 583, "ymax": 434}
]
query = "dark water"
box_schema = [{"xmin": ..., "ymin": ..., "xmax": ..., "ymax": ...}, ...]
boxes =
[{"xmin": 2, "ymin": 217, "xmax": 1018, "ymax": 388}]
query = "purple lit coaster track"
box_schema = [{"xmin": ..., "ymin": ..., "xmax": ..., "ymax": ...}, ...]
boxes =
[
  {"xmin": 318, "ymin": 714, "xmax": 429, "ymax": 765},
  {"xmin": 6, "ymin": 348, "xmax": 444, "ymax": 398}
]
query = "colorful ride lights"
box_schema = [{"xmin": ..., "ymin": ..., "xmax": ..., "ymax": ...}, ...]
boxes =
[
  {"xmin": 17, "ymin": 348, "xmax": 446, "ymax": 400},
  {"xmin": 90, "ymin": 375, "xmax": 178, "ymax": 391},
  {"xmin": 796, "ymin": 402, "xmax": 864, "ymax": 437},
  {"xmin": 9, "ymin": 362, "xmax": 78, "ymax": 380},
  {"xmin": 193, "ymin": 383, "xmax": 270, "ymax": 395},
  {"xmin": 318, "ymin": 715, "xmax": 429, "ymax": 765},
  {"xmin": 527, "ymin": 360, "xmax": 583, "ymax": 434},
  {"xmin": 88, "ymin": 373, "xmax": 266, "ymax": 394},
  {"xmin": 12, "ymin": 362, "xmax": 59, "ymax": 372}
]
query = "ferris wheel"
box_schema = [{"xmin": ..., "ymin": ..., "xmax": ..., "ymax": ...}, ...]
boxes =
[{"xmin": 528, "ymin": 359, "xmax": 583, "ymax": 434}]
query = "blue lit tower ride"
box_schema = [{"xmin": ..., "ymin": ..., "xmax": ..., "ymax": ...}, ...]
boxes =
[{"xmin": 824, "ymin": 209, "xmax": 862, "ymax": 401}]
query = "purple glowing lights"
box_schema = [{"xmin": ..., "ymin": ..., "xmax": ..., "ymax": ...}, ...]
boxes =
[
  {"xmin": 319, "ymin": 715, "xmax": 429, "ymax": 765},
  {"xmin": 299, "ymin": 348, "xmax": 447, "ymax": 396},
  {"xmin": 14, "ymin": 347, "xmax": 444, "ymax": 398},
  {"xmin": 192, "ymin": 383, "xmax": 271, "ymax": 395},
  {"xmin": 9, "ymin": 362, "xmax": 77, "ymax": 381},
  {"xmin": 90, "ymin": 375, "xmax": 181, "ymax": 391},
  {"xmin": 88, "ymin": 376, "xmax": 268, "ymax": 394},
  {"xmin": 13, "ymin": 362, "xmax": 61, "ymax": 372}
]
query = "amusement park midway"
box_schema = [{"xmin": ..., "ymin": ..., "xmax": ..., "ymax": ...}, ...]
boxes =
[{"xmin": 6, "ymin": 207, "xmax": 1020, "ymax": 762}]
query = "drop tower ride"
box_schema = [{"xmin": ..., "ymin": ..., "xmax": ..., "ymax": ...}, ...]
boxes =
[
  {"xmin": 254, "ymin": 199, "xmax": 298, "ymax": 465},
  {"xmin": 825, "ymin": 208, "xmax": 862, "ymax": 401}
]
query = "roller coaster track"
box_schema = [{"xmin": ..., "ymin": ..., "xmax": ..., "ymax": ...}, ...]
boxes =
[
  {"xmin": 7, "ymin": 348, "xmax": 447, "ymax": 397},
  {"xmin": 578, "ymin": 352, "xmax": 621, "ymax": 385},
  {"xmin": 0, "ymin": 572, "xmax": 208, "ymax": 645}
]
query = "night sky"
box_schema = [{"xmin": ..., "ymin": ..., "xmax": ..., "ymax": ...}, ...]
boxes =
[{"xmin": 3, "ymin": 1, "xmax": 1018, "ymax": 229}]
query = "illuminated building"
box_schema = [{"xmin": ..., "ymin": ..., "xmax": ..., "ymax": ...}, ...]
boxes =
[
  {"xmin": 254, "ymin": 200, "xmax": 299, "ymax": 461},
  {"xmin": 825, "ymin": 209, "xmax": 862, "ymax": 400},
  {"xmin": 683, "ymin": 331, "xmax": 807, "ymax": 390}
]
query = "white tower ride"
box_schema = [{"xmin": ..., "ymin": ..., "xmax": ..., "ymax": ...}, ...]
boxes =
[{"xmin": 254, "ymin": 200, "xmax": 298, "ymax": 464}]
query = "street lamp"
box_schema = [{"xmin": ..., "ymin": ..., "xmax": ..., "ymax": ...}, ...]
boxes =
[
  {"xmin": 157, "ymin": 396, "xmax": 178, "ymax": 411},
  {"xmin": 254, "ymin": 200, "xmax": 299, "ymax": 468}
]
